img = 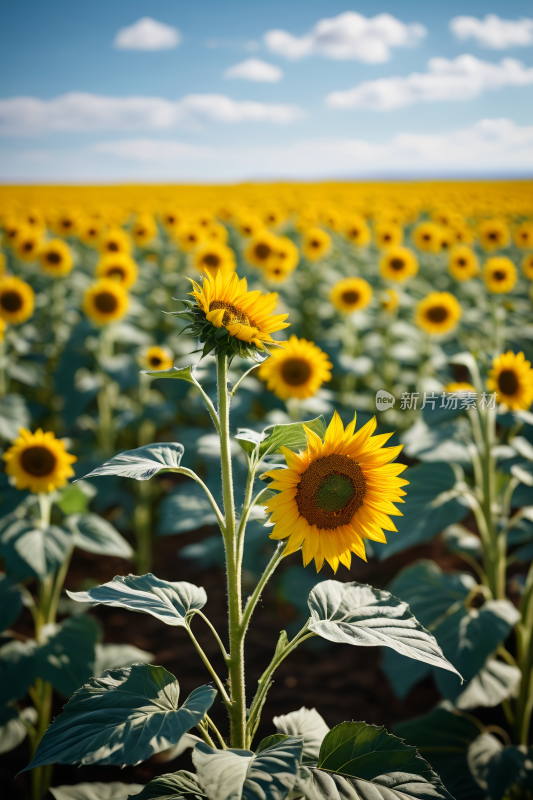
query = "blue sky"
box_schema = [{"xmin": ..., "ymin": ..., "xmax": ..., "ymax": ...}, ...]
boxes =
[{"xmin": 1, "ymin": 0, "xmax": 533, "ymax": 181}]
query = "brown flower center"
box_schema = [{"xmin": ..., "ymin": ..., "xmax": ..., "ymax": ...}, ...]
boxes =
[
  {"xmin": 23, "ymin": 241, "xmax": 35, "ymax": 252},
  {"xmin": 47, "ymin": 251, "xmax": 61, "ymax": 265},
  {"xmin": 498, "ymin": 369, "xmax": 519, "ymax": 396},
  {"xmin": 426, "ymin": 305, "xmax": 448, "ymax": 323},
  {"xmin": 203, "ymin": 254, "xmax": 221, "ymax": 268},
  {"xmin": 488, "ymin": 232, "xmax": 497, "ymax": 241},
  {"xmin": 280, "ymin": 357, "xmax": 312, "ymax": 386},
  {"xmin": 21, "ymin": 446, "xmax": 56, "ymax": 477},
  {"xmin": 209, "ymin": 300, "xmax": 251, "ymax": 327},
  {"xmin": 136, "ymin": 228, "xmax": 146, "ymax": 237},
  {"xmin": 310, "ymin": 239, "xmax": 320, "ymax": 248},
  {"xmin": 342, "ymin": 290, "xmax": 360, "ymax": 305},
  {"xmin": 383, "ymin": 234, "xmax": 391, "ymax": 241},
  {"xmin": 422, "ymin": 234, "xmax": 430, "ymax": 241},
  {"xmin": 254, "ymin": 243, "xmax": 271, "ymax": 261},
  {"xmin": 493, "ymin": 270, "xmax": 506, "ymax": 281},
  {"xmin": 107, "ymin": 242, "xmax": 119, "ymax": 252},
  {"xmin": 149, "ymin": 356, "xmax": 162, "ymax": 367},
  {"xmin": 457, "ymin": 258, "xmax": 466, "ymax": 267},
  {"xmin": 0, "ymin": 290, "xmax": 23, "ymax": 312},
  {"xmin": 390, "ymin": 257, "xmax": 405, "ymax": 271},
  {"xmin": 296, "ymin": 454, "xmax": 366, "ymax": 529},
  {"xmin": 94, "ymin": 291, "xmax": 119, "ymax": 314}
]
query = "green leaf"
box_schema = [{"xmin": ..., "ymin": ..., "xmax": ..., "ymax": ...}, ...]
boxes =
[
  {"xmin": 65, "ymin": 513, "xmax": 134, "ymax": 559},
  {"xmin": 94, "ymin": 643, "xmax": 154, "ymax": 677},
  {"xmin": 192, "ymin": 735, "xmax": 303, "ymax": 800},
  {"xmin": 307, "ymin": 580, "xmax": 461, "ymax": 681},
  {"xmin": 56, "ymin": 482, "xmax": 95, "ymax": 515},
  {"xmin": 133, "ymin": 771, "xmax": 207, "ymax": 799},
  {"xmin": 0, "ymin": 393, "xmax": 30, "ymax": 441},
  {"xmin": 158, "ymin": 485, "xmax": 217, "ymax": 536},
  {"xmin": 38, "ymin": 615, "xmax": 101, "ymax": 697},
  {"xmin": 26, "ymin": 664, "xmax": 217, "ymax": 769},
  {"xmin": 453, "ymin": 657, "xmax": 521, "ymax": 710},
  {"xmin": 235, "ymin": 428, "xmax": 264, "ymax": 455},
  {"xmin": 49, "ymin": 783, "xmax": 144, "ymax": 800},
  {"xmin": 0, "ymin": 519, "xmax": 72, "ymax": 578},
  {"xmin": 467, "ymin": 736, "xmax": 533, "ymax": 800},
  {"xmin": 258, "ymin": 416, "xmax": 327, "ymax": 457},
  {"xmin": 68, "ymin": 573, "xmax": 207, "ymax": 627},
  {"xmin": 273, "ymin": 707, "xmax": 329, "ymax": 764},
  {"xmin": 402, "ymin": 419, "xmax": 470, "ymax": 464},
  {"xmin": 0, "ymin": 705, "xmax": 37, "ymax": 755},
  {"xmin": 0, "ymin": 639, "xmax": 40, "ymax": 704},
  {"xmin": 80, "ymin": 443, "xmax": 185, "ymax": 481},
  {"xmin": 143, "ymin": 365, "xmax": 202, "ymax": 384},
  {"xmin": 0, "ymin": 573, "xmax": 23, "ymax": 632}
]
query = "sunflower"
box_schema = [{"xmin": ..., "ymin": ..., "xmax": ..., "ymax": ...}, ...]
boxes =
[
  {"xmin": 522, "ymin": 253, "xmax": 533, "ymax": 281},
  {"xmin": 483, "ymin": 257, "xmax": 517, "ymax": 294},
  {"xmin": 15, "ymin": 228, "xmax": 42, "ymax": 262},
  {"xmin": 320, "ymin": 208, "xmax": 343, "ymax": 232},
  {"xmin": 83, "ymin": 280, "xmax": 129, "ymax": 326},
  {"xmin": 448, "ymin": 245, "xmax": 479, "ymax": 281},
  {"xmin": 40, "ymin": 239, "xmax": 73, "ymax": 277},
  {"xmin": 3, "ymin": 428, "xmax": 77, "ymax": 494},
  {"xmin": 0, "ymin": 252, "xmax": 5, "ymax": 276},
  {"xmin": 302, "ymin": 228, "xmax": 331, "ymax": 261},
  {"xmin": 234, "ymin": 213, "xmax": 263, "ymax": 238},
  {"xmin": 380, "ymin": 288, "xmax": 399, "ymax": 313},
  {"xmin": 51, "ymin": 209, "xmax": 80, "ymax": 238},
  {"xmin": 99, "ymin": 228, "xmax": 132, "ymax": 256},
  {"xmin": 0, "ymin": 276, "xmax": 35, "ymax": 325},
  {"xmin": 2, "ymin": 216, "xmax": 24, "ymax": 248},
  {"xmin": 330, "ymin": 277, "xmax": 372, "ymax": 314},
  {"xmin": 412, "ymin": 222, "xmax": 443, "ymax": 254},
  {"xmin": 177, "ymin": 223, "xmax": 205, "ymax": 252},
  {"xmin": 78, "ymin": 216, "xmax": 105, "ymax": 247},
  {"xmin": 96, "ymin": 253, "xmax": 138, "ymax": 288},
  {"xmin": 160, "ymin": 209, "xmax": 183, "ymax": 235},
  {"xmin": 244, "ymin": 231, "xmax": 278, "ymax": 268},
  {"xmin": 188, "ymin": 270, "xmax": 289, "ymax": 355},
  {"xmin": 439, "ymin": 228, "xmax": 455, "ymax": 251},
  {"xmin": 344, "ymin": 215, "xmax": 371, "ymax": 247},
  {"xmin": 446, "ymin": 382, "xmax": 476, "ymax": 393},
  {"xmin": 143, "ymin": 345, "xmax": 174, "ymax": 372},
  {"xmin": 205, "ymin": 223, "xmax": 229, "ymax": 244},
  {"xmin": 193, "ymin": 241, "xmax": 236, "ymax": 278},
  {"xmin": 263, "ymin": 411, "xmax": 408, "ymax": 572},
  {"xmin": 262, "ymin": 207, "xmax": 284, "ymax": 228},
  {"xmin": 258, "ymin": 335, "xmax": 332, "ymax": 400},
  {"xmin": 379, "ymin": 246, "xmax": 418, "ymax": 283},
  {"xmin": 131, "ymin": 214, "xmax": 157, "ymax": 248},
  {"xmin": 453, "ymin": 224, "xmax": 475, "ymax": 245},
  {"xmin": 487, "ymin": 351, "xmax": 533, "ymax": 411},
  {"xmin": 25, "ymin": 207, "xmax": 46, "ymax": 232},
  {"xmin": 271, "ymin": 237, "xmax": 299, "ymax": 272},
  {"xmin": 416, "ymin": 292, "xmax": 462, "ymax": 335},
  {"xmin": 374, "ymin": 222, "xmax": 403, "ymax": 249},
  {"xmin": 514, "ymin": 222, "xmax": 533, "ymax": 250},
  {"xmin": 479, "ymin": 218, "xmax": 510, "ymax": 252}
]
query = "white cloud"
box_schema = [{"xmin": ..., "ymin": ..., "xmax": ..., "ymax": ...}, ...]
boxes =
[
  {"xmin": 93, "ymin": 139, "xmax": 213, "ymax": 161},
  {"xmin": 450, "ymin": 15, "xmax": 533, "ymax": 49},
  {"xmin": 114, "ymin": 17, "xmax": 181, "ymax": 51},
  {"xmin": 224, "ymin": 59, "xmax": 283, "ymax": 83},
  {"xmin": 0, "ymin": 92, "xmax": 304, "ymax": 136},
  {"xmin": 326, "ymin": 54, "xmax": 533, "ymax": 111},
  {"xmin": 264, "ymin": 11, "xmax": 426, "ymax": 64}
]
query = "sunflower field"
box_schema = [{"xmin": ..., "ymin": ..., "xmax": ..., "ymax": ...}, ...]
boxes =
[{"xmin": 1, "ymin": 180, "xmax": 533, "ymax": 800}]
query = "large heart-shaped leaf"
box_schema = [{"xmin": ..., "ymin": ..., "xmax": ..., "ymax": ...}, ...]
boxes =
[
  {"xmin": 307, "ymin": 580, "xmax": 461, "ymax": 680},
  {"xmin": 27, "ymin": 664, "xmax": 217, "ymax": 769},
  {"xmin": 49, "ymin": 783, "xmax": 144, "ymax": 800},
  {"xmin": 467, "ymin": 735, "xmax": 533, "ymax": 800},
  {"xmin": 0, "ymin": 518, "xmax": 72, "ymax": 578},
  {"xmin": 192, "ymin": 735, "xmax": 303, "ymax": 800},
  {"xmin": 453, "ymin": 657, "xmax": 521, "ymax": 710},
  {"xmin": 64, "ymin": 513, "xmax": 133, "ymax": 559},
  {"xmin": 259, "ymin": 417, "xmax": 327, "ymax": 457},
  {"xmin": 291, "ymin": 764, "xmax": 453, "ymax": 800},
  {"xmin": 68, "ymin": 573, "xmax": 206, "ymax": 627},
  {"xmin": 0, "ymin": 573, "xmax": 23, "ymax": 632},
  {"xmin": 38, "ymin": 615, "xmax": 101, "ymax": 697},
  {"xmin": 273, "ymin": 707, "xmax": 329, "ymax": 764},
  {"xmin": 80, "ymin": 443, "xmax": 185, "ymax": 481},
  {"xmin": 133, "ymin": 771, "xmax": 207, "ymax": 799},
  {"xmin": 0, "ymin": 639, "xmax": 40, "ymax": 704},
  {"xmin": 317, "ymin": 721, "xmax": 417, "ymax": 779}
]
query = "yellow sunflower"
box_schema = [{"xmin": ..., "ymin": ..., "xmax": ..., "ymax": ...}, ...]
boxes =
[
  {"xmin": 234, "ymin": 213, "xmax": 263, "ymax": 238},
  {"xmin": 330, "ymin": 277, "xmax": 372, "ymax": 314},
  {"xmin": 374, "ymin": 222, "xmax": 403, "ymax": 249},
  {"xmin": 131, "ymin": 214, "xmax": 157, "ymax": 248},
  {"xmin": 262, "ymin": 207, "xmax": 284, "ymax": 228},
  {"xmin": 83, "ymin": 280, "xmax": 129, "ymax": 326},
  {"xmin": 521, "ymin": 253, "xmax": 533, "ymax": 281},
  {"xmin": 344, "ymin": 215, "xmax": 371, "ymax": 247},
  {"xmin": 78, "ymin": 216, "xmax": 105, "ymax": 247},
  {"xmin": 449, "ymin": 245, "xmax": 479, "ymax": 281},
  {"xmin": 143, "ymin": 345, "xmax": 174, "ymax": 371},
  {"xmin": 244, "ymin": 231, "xmax": 278, "ymax": 268},
  {"xmin": 514, "ymin": 222, "xmax": 533, "ymax": 250},
  {"xmin": 40, "ymin": 239, "xmax": 73, "ymax": 277},
  {"xmin": 96, "ymin": 253, "xmax": 139, "ymax": 288},
  {"xmin": 160, "ymin": 209, "xmax": 183, "ymax": 235},
  {"xmin": 380, "ymin": 288, "xmax": 399, "ymax": 313},
  {"xmin": 487, "ymin": 351, "xmax": 533, "ymax": 411},
  {"xmin": 483, "ymin": 257, "xmax": 517, "ymax": 294},
  {"xmin": 263, "ymin": 411, "xmax": 408, "ymax": 572},
  {"xmin": 15, "ymin": 228, "xmax": 42, "ymax": 262},
  {"xmin": 99, "ymin": 227, "xmax": 132, "ymax": 256},
  {"xmin": 2, "ymin": 216, "xmax": 25, "ymax": 249},
  {"xmin": 24, "ymin": 207, "xmax": 46, "ymax": 232},
  {"xmin": 51, "ymin": 209, "xmax": 80, "ymax": 238},
  {"xmin": 439, "ymin": 228, "xmax": 455, "ymax": 251},
  {"xmin": 270, "ymin": 237, "xmax": 299, "ymax": 273},
  {"xmin": 177, "ymin": 223, "xmax": 206, "ymax": 252},
  {"xmin": 189, "ymin": 270, "xmax": 289, "ymax": 350},
  {"xmin": 416, "ymin": 292, "xmax": 462, "ymax": 336},
  {"xmin": 379, "ymin": 246, "xmax": 418, "ymax": 283},
  {"xmin": 302, "ymin": 228, "xmax": 332, "ymax": 261},
  {"xmin": 412, "ymin": 222, "xmax": 443, "ymax": 254},
  {"xmin": 0, "ymin": 276, "xmax": 35, "ymax": 325},
  {"xmin": 205, "ymin": 223, "xmax": 229, "ymax": 244},
  {"xmin": 453, "ymin": 224, "xmax": 475, "ymax": 245},
  {"xmin": 0, "ymin": 251, "xmax": 5, "ymax": 276},
  {"xmin": 320, "ymin": 208, "xmax": 343, "ymax": 232},
  {"xmin": 258, "ymin": 335, "xmax": 332, "ymax": 400},
  {"xmin": 3, "ymin": 428, "xmax": 77, "ymax": 494},
  {"xmin": 193, "ymin": 241, "xmax": 236, "ymax": 279},
  {"xmin": 479, "ymin": 218, "xmax": 510, "ymax": 252}
]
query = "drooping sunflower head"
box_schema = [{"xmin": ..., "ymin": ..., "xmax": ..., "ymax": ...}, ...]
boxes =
[
  {"xmin": 83, "ymin": 279, "xmax": 129, "ymax": 326},
  {"xmin": 343, "ymin": 215, "xmax": 371, "ymax": 247},
  {"xmin": 3, "ymin": 428, "xmax": 77, "ymax": 494},
  {"xmin": 487, "ymin": 351, "xmax": 533, "ymax": 411},
  {"xmin": 330, "ymin": 277, "xmax": 372, "ymax": 314},
  {"xmin": 244, "ymin": 231, "xmax": 278, "ymax": 268},
  {"xmin": 263, "ymin": 411, "xmax": 408, "ymax": 572},
  {"xmin": 448, "ymin": 245, "xmax": 479, "ymax": 281},
  {"xmin": 99, "ymin": 227, "xmax": 132, "ymax": 256},
  {"xmin": 514, "ymin": 222, "xmax": 533, "ymax": 251},
  {"xmin": 302, "ymin": 227, "xmax": 332, "ymax": 262},
  {"xmin": 479, "ymin": 218, "xmax": 510, "ymax": 252},
  {"xmin": 483, "ymin": 257, "xmax": 517, "ymax": 294},
  {"xmin": 187, "ymin": 270, "xmax": 290, "ymax": 359},
  {"xmin": 258, "ymin": 335, "xmax": 332, "ymax": 400},
  {"xmin": 0, "ymin": 276, "xmax": 35, "ymax": 325},
  {"xmin": 96, "ymin": 253, "xmax": 139, "ymax": 288},
  {"xmin": 416, "ymin": 291, "xmax": 462, "ymax": 336},
  {"xmin": 522, "ymin": 253, "xmax": 533, "ymax": 281},
  {"xmin": 131, "ymin": 214, "xmax": 158, "ymax": 248},
  {"xmin": 15, "ymin": 227, "xmax": 42, "ymax": 262},
  {"xmin": 40, "ymin": 239, "xmax": 73, "ymax": 277},
  {"xmin": 412, "ymin": 222, "xmax": 443, "ymax": 254},
  {"xmin": 374, "ymin": 222, "xmax": 403, "ymax": 250},
  {"xmin": 193, "ymin": 241, "xmax": 236, "ymax": 279},
  {"xmin": 142, "ymin": 345, "xmax": 174, "ymax": 372},
  {"xmin": 380, "ymin": 288, "xmax": 399, "ymax": 313},
  {"xmin": 379, "ymin": 246, "xmax": 418, "ymax": 283}
]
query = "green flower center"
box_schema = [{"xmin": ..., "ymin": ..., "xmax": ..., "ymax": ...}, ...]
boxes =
[
  {"xmin": 315, "ymin": 473, "xmax": 357, "ymax": 513},
  {"xmin": 296, "ymin": 453, "xmax": 366, "ymax": 529}
]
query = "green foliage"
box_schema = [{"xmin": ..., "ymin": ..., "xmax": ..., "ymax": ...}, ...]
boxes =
[
  {"xmin": 133, "ymin": 771, "xmax": 207, "ymax": 799},
  {"xmin": 273, "ymin": 707, "xmax": 330, "ymax": 764},
  {"xmin": 82, "ymin": 443, "xmax": 185, "ymax": 481}
]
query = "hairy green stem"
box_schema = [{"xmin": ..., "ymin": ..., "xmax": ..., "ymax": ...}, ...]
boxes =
[{"xmin": 241, "ymin": 543, "xmax": 286, "ymax": 635}]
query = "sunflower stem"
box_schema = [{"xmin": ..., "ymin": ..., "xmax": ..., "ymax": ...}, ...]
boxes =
[{"xmin": 241, "ymin": 542, "xmax": 286, "ymax": 635}]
